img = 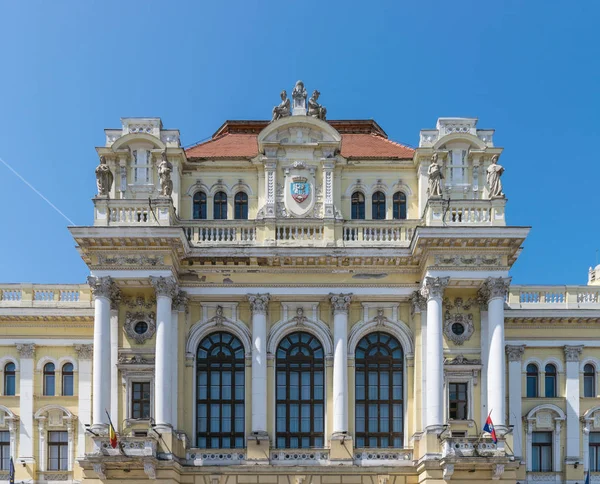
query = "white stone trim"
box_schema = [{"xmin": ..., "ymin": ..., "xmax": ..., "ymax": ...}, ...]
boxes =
[
  {"xmin": 34, "ymin": 405, "xmax": 76, "ymax": 472},
  {"xmin": 0, "ymin": 357, "xmax": 19, "ymax": 371},
  {"xmin": 582, "ymin": 406, "xmax": 600, "ymax": 472},
  {"xmin": 541, "ymin": 357, "xmax": 563, "ymax": 374},
  {"xmin": 581, "ymin": 357, "xmax": 600, "ymax": 372},
  {"xmin": 267, "ymin": 316, "xmax": 333, "ymax": 357},
  {"xmin": 183, "ymin": 286, "xmax": 419, "ymax": 297},
  {"xmin": 36, "ymin": 356, "xmax": 59, "ymax": 371},
  {"xmin": 122, "ymin": 372, "xmax": 155, "ymax": 421},
  {"xmin": 522, "ymin": 357, "xmax": 543, "ymax": 373},
  {"xmin": 443, "ymin": 372, "xmax": 476, "ymax": 422},
  {"xmin": 186, "ymin": 318, "xmax": 252, "ymax": 358},
  {"xmin": 525, "ymin": 404, "xmax": 566, "ymax": 473},
  {"xmin": 57, "ymin": 356, "xmax": 78, "ymax": 372},
  {"xmin": 347, "ymin": 317, "xmax": 415, "ymax": 357},
  {"xmin": 0, "ymin": 406, "xmax": 18, "ymax": 465}
]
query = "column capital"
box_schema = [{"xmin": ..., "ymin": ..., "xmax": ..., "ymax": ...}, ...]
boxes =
[
  {"xmin": 173, "ymin": 290, "xmax": 189, "ymax": 312},
  {"xmin": 150, "ymin": 276, "xmax": 178, "ymax": 299},
  {"xmin": 87, "ymin": 276, "xmax": 117, "ymax": 299},
  {"xmin": 16, "ymin": 343, "xmax": 35, "ymax": 358},
  {"xmin": 410, "ymin": 290, "xmax": 427, "ymax": 314},
  {"xmin": 420, "ymin": 276, "xmax": 449, "ymax": 301},
  {"xmin": 564, "ymin": 345, "xmax": 583, "ymax": 362},
  {"xmin": 505, "ymin": 345, "xmax": 525, "ymax": 362},
  {"xmin": 74, "ymin": 344, "xmax": 93, "ymax": 360},
  {"xmin": 329, "ymin": 293, "xmax": 352, "ymax": 314},
  {"xmin": 110, "ymin": 287, "xmax": 121, "ymax": 311},
  {"xmin": 482, "ymin": 277, "xmax": 511, "ymax": 301},
  {"xmin": 248, "ymin": 293, "xmax": 270, "ymax": 315}
]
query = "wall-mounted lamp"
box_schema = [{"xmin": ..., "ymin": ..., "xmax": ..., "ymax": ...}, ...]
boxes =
[
  {"xmin": 574, "ymin": 462, "xmax": 580, "ymax": 469},
  {"xmin": 20, "ymin": 459, "xmax": 26, "ymax": 467}
]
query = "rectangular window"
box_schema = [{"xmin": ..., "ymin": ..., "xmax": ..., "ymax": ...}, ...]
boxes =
[
  {"xmin": 48, "ymin": 431, "xmax": 68, "ymax": 471},
  {"xmin": 591, "ymin": 432, "xmax": 600, "ymax": 472},
  {"xmin": 131, "ymin": 382, "xmax": 151, "ymax": 419},
  {"xmin": 532, "ymin": 431, "xmax": 552, "ymax": 472},
  {"xmin": 449, "ymin": 382, "xmax": 468, "ymax": 420},
  {"xmin": 0, "ymin": 431, "xmax": 9, "ymax": 470},
  {"xmin": 132, "ymin": 150, "xmax": 151, "ymax": 184}
]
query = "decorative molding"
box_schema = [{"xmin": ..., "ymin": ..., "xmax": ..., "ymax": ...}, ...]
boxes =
[
  {"xmin": 122, "ymin": 296, "xmax": 156, "ymax": 310},
  {"xmin": 421, "ymin": 276, "xmax": 449, "ymax": 300},
  {"xmin": 410, "ymin": 290, "xmax": 427, "ymax": 314},
  {"xmin": 443, "ymin": 297, "xmax": 475, "ymax": 311},
  {"xmin": 443, "ymin": 312, "xmax": 474, "ymax": 345},
  {"xmin": 16, "ymin": 343, "xmax": 35, "ymax": 358},
  {"xmin": 505, "ymin": 345, "xmax": 525, "ymax": 362},
  {"xmin": 483, "ymin": 276, "xmax": 511, "ymax": 301},
  {"xmin": 289, "ymin": 307, "xmax": 309, "ymax": 326},
  {"xmin": 443, "ymin": 463, "xmax": 454, "ymax": 481},
  {"xmin": 149, "ymin": 276, "xmax": 178, "ymax": 298},
  {"xmin": 143, "ymin": 461, "xmax": 156, "ymax": 480},
  {"xmin": 434, "ymin": 254, "xmax": 502, "ymax": 267},
  {"xmin": 329, "ymin": 293, "xmax": 352, "ymax": 313},
  {"xmin": 118, "ymin": 354, "xmax": 153, "ymax": 365},
  {"xmin": 124, "ymin": 312, "xmax": 156, "ymax": 344},
  {"xmin": 74, "ymin": 344, "xmax": 93, "ymax": 360},
  {"xmin": 248, "ymin": 293, "xmax": 270, "ymax": 315},
  {"xmin": 97, "ymin": 254, "xmax": 165, "ymax": 267},
  {"xmin": 87, "ymin": 275, "xmax": 115, "ymax": 299},
  {"xmin": 444, "ymin": 355, "xmax": 481, "ymax": 366},
  {"xmin": 172, "ymin": 290, "xmax": 189, "ymax": 312},
  {"xmin": 564, "ymin": 345, "xmax": 583, "ymax": 362}
]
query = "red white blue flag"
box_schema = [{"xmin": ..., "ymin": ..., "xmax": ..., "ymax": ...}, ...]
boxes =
[{"xmin": 483, "ymin": 414, "xmax": 497, "ymax": 443}]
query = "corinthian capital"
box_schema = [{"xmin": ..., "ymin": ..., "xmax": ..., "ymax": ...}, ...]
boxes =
[
  {"xmin": 150, "ymin": 276, "xmax": 179, "ymax": 298},
  {"xmin": 74, "ymin": 344, "xmax": 93, "ymax": 360},
  {"xmin": 410, "ymin": 290, "xmax": 427, "ymax": 314},
  {"xmin": 483, "ymin": 277, "xmax": 511, "ymax": 301},
  {"xmin": 420, "ymin": 277, "xmax": 449, "ymax": 301},
  {"xmin": 87, "ymin": 276, "xmax": 116, "ymax": 299},
  {"xmin": 173, "ymin": 290, "xmax": 189, "ymax": 312},
  {"xmin": 564, "ymin": 345, "xmax": 583, "ymax": 362},
  {"xmin": 329, "ymin": 293, "xmax": 352, "ymax": 313},
  {"xmin": 248, "ymin": 294, "xmax": 270, "ymax": 315},
  {"xmin": 505, "ymin": 345, "xmax": 525, "ymax": 362},
  {"xmin": 16, "ymin": 343, "xmax": 35, "ymax": 358}
]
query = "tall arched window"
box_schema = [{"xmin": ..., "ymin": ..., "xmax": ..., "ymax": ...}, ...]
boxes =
[
  {"xmin": 544, "ymin": 364, "xmax": 557, "ymax": 398},
  {"xmin": 584, "ymin": 364, "xmax": 596, "ymax": 397},
  {"xmin": 526, "ymin": 364, "xmax": 539, "ymax": 398},
  {"xmin": 44, "ymin": 363, "xmax": 56, "ymax": 396},
  {"xmin": 214, "ymin": 191, "xmax": 228, "ymax": 220},
  {"xmin": 4, "ymin": 363, "xmax": 15, "ymax": 396},
  {"xmin": 372, "ymin": 191, "xmax": 386, "ymax": 220},
  {"xmin": 234, "ymin": 192, "xmax": 248, "ymax": 220},
  {"xmin": 393, "ymin": 192, "xmax": 407, "ymax": 220},
  {"xmin": 193, "ymin": 191, "xmax": 207, "ymax": 220},
  {"xmin": 62, "ymin": 363, "xmax": 74, "ymax": 396},
  {"xmin": 351, "ymin": 192, "xmax": 365, "ymax": 220},
  {"xmin": 355, "ymin": 332, "xmax": 404, "ymax": 448},
  {"xmin": 196, "ymin": 332, "xmax": 245, "ymax": 449},
  {"xmin": 276, "ymin": 332, "xmax": 324, "ymax": 449}
]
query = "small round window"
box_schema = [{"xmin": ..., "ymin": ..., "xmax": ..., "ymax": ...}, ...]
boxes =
[
  {"xmin": 134, "ymin": 321, "xmax": 149, "ymax": 335},
  {"xmin": 451, "ymin": 322, "xmax": 465, "ymax": 336}
]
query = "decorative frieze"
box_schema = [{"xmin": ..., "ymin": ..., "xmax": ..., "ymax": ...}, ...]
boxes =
[
  {"xmin": 289, "ymin": 307, "xmax": 309, "ymax": 326},
  {"xmin": 16, "ymin": 343, "xmax": 35, "ymax": 358},
  {"xmin": 505, "ymin": 345, "xmax": 525, "ymax": 362},
  {"xmin": 74, "ymin": 344, "xmax": 93, "ymax": 360},
  {"xmin": 564, "ymin": 345, "xmax": 583, "ymax": 362},
  {"xmin": 97, "ymin": 254, "xmax": 165, "ymax": 267},
  {"xmin": 421, "ymin": 276, "xmax": 449, "ymax": 300},
  {"xmin": 329, "ymin": 293, "xmax": 352, "ymax": 313},
  {"xmin": 248, "ymin": 294, "xmax": 270, "ymax": 314},
  {"xmin": 87, "ymin": 276, "xmax": 115, "ymax": 299},
  {"xmin": 122, "ymin": 296, "xmax": 156, "ymax": 310},
  {"xmin": 434, "ymin": 254, "xmax": 502, "ymax": 267},
  {"xmin": 149, "ymin": 276, "xmax": 178, "ymax": 299}
]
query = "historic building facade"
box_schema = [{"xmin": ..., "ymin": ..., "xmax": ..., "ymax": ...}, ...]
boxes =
[{"xmin": 1, "ymin": 81, "xmax": 599, "ymax": 484}]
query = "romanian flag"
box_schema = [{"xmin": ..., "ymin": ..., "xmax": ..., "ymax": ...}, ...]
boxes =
[
  {"xmin": 483, "ymin": 413, "xmax": 497, "ymax": 443},
  {"xmin": 106, "ymin": 410, "xmax": 118, "ymax": 449}
]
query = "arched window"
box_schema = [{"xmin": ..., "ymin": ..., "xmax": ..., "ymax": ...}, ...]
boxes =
[
  {"xmin": 526, "ymin": 364, "xmax": 539, "ymax": 398},
  {"xmin": 234, "ymin": 192, "xmax": 248, "ymax": 220},
  {"xmin": 196, "ymin": 332, "xmax": 245, "ymax": 449},
  {"xmin": 214, "ymin": 191, "xmax": 228, "ymax": 220},
  {"xmin": 393, "ymin": 192, "xmax": 407, "ymax": 220},
  {"xmin": 276, "ymin": 332, "xmax": 324, "ymax": 449},
  {"xmin": 584, "ymin": 364, "xmax": 596, "ymax": 397},
  {"xmin": 44, "ymin": 363, "xmax": 56, "ymax": 396},
  {"xmin": 351, "ymin": 192, "xmax": 365, "ymax": 220},
  {"xmin": 544, "ymin": 364, "xmax": 557, "ymax": 398},
  {"xmin": 193, "ymin": 191, "xmax": 207, "ymax": 220},
  {"xmin": 355, "ymin": 332, "xmax": 404, "ymax": 448},
  {"xmin": 4, "ymin": 363, "xmax": 15, "ymax": 396},
  {"xmin": 62, "ymin": 363, "xmax": 74, "ymax": 396},
  {"xmin": 372, "ymin": 191, "xmax": 386, "ymax": 220}
]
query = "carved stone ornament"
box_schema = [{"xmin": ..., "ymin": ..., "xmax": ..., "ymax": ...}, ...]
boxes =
[
  {"xmin": 443, "ymin": 297, "xmax": 475, "ymax": 311},
  {"xmin": 124, "ymin": 312, "xmax": 156, "ymax": 344},
  {"xmin": 74, "ymin": 344, "xmax": 93, "ymax": 360},
  {"xmin": 123, "ymin": 296, "xmax": 156, "ymax": 310},
  {"xmin": 149, "ymin": 276, "xmax": 178, "ymax": 298},
  {"xmin": 290, "ymin": 307, "xmax": 308, "ymax": 326},
  {"xmin": 248, "ymin": 294, "xmax": 270, "ymax": 315},
  {"xmin": 371, "ymin": 309, "xmax": 390, "ymax": 327},
  {"xmin": 95, "ymin": 156, "xmax": 113, "ymax": 197},
  {"xmin": 158, "ymin": 149, "xmax": 173, "ymax": 197},
  {"xmin": 444, "ymin": 355, "xmax": 481, "ymax": 366},
  {"xmin": 427, "ymin": 152, "xmax": 444, "ymax": 198},
  {"xmin": 207, "ymin": 305, "xmax": 230, "ymax": 327},
  {"xmin": 443, "ymin": 463, "xmax": 454, "ymax": 481},
  {"xmin": 329, "ymin": 293, "xmax": 352, "ymax": 313},
  {"xmin": 564, "ymin": 345, "xmax": 583, "ymax": 362},
  {"xmin": 16, "ymin": 343, "xmax": 35, "ymax": 358},
  {"xmin": 308, "ymin": 90, "xmax": 327, "ymax": 120},
  {"xmin": 505, "ymin": 345, "xmax": 525, "ymax": 362},
  {"xmin": 172, "ymin": 290, "xmax": 189, "ymax": 312},
  {"xmin": 483, "ymin": 277, "xmax": 511, "ymax": 301},
  {"xmin": 410, "ymin": 290, "xmax": 427, "ymax": 314},
  {"xmin": 118, "ymin": 354, "xmax": 151, "ymax": 365},
  {"xmin": 271, "ymin": 90, "xmax": 291, "ymax": 121},
  {"xmin": 93, "ymin": 463, "xmax": 107, "ymax": 480},
  {"xmin": 492, "ymin": 463, "xmax": 505, "ymax": 480},
  {"xmin": 292, "ymin": 80, "xmax": 307, "ymax": 114},
  {"xmin": 87, "ymin": 275, "xmax": 116, "ymax": 299},
  {"xmin": 143, "ymin": 461, "xmax": 156, "ymax": 480},
  {"xmin": 443, "ymin": 312, "xmax": 474, "ymax": 345},
  {"xmin": 487, "ymin": 154, "xmax": 505, "ymax": 199},
  {"xmin": 420, "ymin": 276, "xmax": 450, "ymax": 301},
  {"xmin": 97, "ymin": 254, "xmax": 165, "ymax": 268}
]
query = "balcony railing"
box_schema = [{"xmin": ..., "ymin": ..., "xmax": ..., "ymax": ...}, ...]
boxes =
[
  {"xmin": 507, "ymin": 286, "xmax": 600, "ymax": 309},
  {"xmin": 186, "ymin": 449, "xmax": 246, "ymax": 466},
  {"xmin": 441, "ymin": 437, "xmax": 504, "ymax": 458},
  {"xmin": 0, "ymin": 284, "xmax": 92, "ymax": 308},
  {"xmin": 91, "ymin": 436, "xmax": 157, "ymax": 457},
  {"xmin": 354, "ymin": 449, "xmax": 413, "ymax": 466},
  {"xmin": 270, "ymin": 449, "xmax": 330, "ymax": 466}
]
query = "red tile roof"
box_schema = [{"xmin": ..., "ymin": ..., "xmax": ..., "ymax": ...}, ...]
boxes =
[{"xmin": 185, "ymin": 120, "xmax": 414, "ymax": 160}]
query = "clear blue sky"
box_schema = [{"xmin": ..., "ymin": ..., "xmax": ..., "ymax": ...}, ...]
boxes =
[{"xmin": 1, "ymin": 1, "xmax": 598, "ymax": 285}]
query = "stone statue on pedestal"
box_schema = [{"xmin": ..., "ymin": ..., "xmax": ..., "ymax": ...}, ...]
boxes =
[
  {"xmin": 271, "ymin": 90, "xmax": 291, "ymax": 121},
  {"xmin": 308, "ymin": 90, "xmax": 327, "ymax": 120},
  {"xmin": 292, "ymin": 80, "xmax": 307, "ymax": 114},
  {"xmin": 95, "ymin": 156, "xmax": 113, "ymax": 197},
  {"xmin": 158, "ymin": 149, "xmax": 173, "ymax": 197},
  {"xmin": 486, "ymin": 155, "xmax": 505, "ymax": 198},
  {"xmin": 427, "ymin": 153, "xmax": 444, "ymax": 198}
]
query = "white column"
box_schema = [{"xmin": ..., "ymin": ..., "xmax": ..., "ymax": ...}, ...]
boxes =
[
  {"xmin": 16, "ymin": 343, "xmax": 35, "ymax": 462},
  {"xmin": 330, "ymin": 293, "xmax": 352, "ymax": 435},
  {"xmin": 150, "ymin": 276, "xmax": 178, "ymax": 429},
  {"xmin": 479, "ymin": 307, "xmax": 489, "ymax": 419},
  {"xmin": 421, "ymin": 276, "xmax": 449, "ymax": 431},
  {"xmin": 411, "ymin": 291, "xmax": 427, "ymax": 432},
  {"xmin": 171, "ymin": 291, "xmax": 188, "ymax": 430},
  {"xmin": 506, "ymin": 345, "xmax": 525, "ymax": 457},
  {"xmin": 248, "ymin": 294, "xmax": 270, "ymax": 436},
  {"xmin": 554, "ymin": 420, "xmax": 562, "ymax": 472},
  {"xmin": 88, "ymin": 276, "xmax": 115, "ymax": 431},
  {"xmin": 564, "ymin": 345, "xmax": 583, "ymax": 462},
  {"xmin": 484, "ymin": 277, "xmax": 510, "ymax": 429},
  {"xmin": 109, "ymin": 297, "xmax": 120, "ymax": 424},
  {"xmin": 75, "ymin": 345, "xmax": 93, "ymax": 458}
]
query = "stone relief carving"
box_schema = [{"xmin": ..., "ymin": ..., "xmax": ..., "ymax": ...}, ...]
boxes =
[
  {"xmin": 427, "ymin": 153, "xmax": 444, "ymax": 198},
  {"xmin": 290, "ymin": 307, "xmax": 308, "ymax": 326},
  {"xmin": 487, "ymin": 154, "xmax": 505, "ymax": 198},
  {"xmin": 308, "ymin": 90, "xmax": 327, "ymax": 120},
  {"xmin": 206, "ymin": 305, "xmax": 231, "ymax": 327},
  {"xmin": 149, "ymin": 276, "xmax": 179, "ymax": 298},
  {"xmin": 122, "ymin": 296, "xmax": 156, "ymax": 310},
  {"xmin": 564, "ymin": 345, "xmax": 583, "ymax": 362},
  {"xmin": 444, "ymin": 354, "xmax": 481, "ymax": 365},
  {"xmin": 95, "ymin": 156, "xmax": 114, "ymax": 197},
  {"xmin": 118, "ymin": 354, "xmax": 152, "ymax": 365},
  {"xmin": 172, "ymin": 290, "xmax": 189, "ymax": 313},
  {"xmin": 74, "ymin": 344, "xmax": 93, "ymax": 360},
  {"xmin": 420, "ymin": 276, "xmax": 449, "ymax": 300},
  {"xmin": 329, "ymin": 293, "xmax": 352, "ymax": 313},
  {"xmin": 292, "ymin": 80, "xmax": 307, "ymax": 113},
  {"xmin": 16, "ymin": 343, "xmax": 35, "ymax": 358},
  {"xmin": 157, "ymin": 149, "xmax": 173, "ymax": 197},
  {"xmin": 483, "ymin": 277, "xmax": 511, "ymax": 301},
  {"xmin": 248, "ymin": 294, "xmax": 270, "ymax": 314},
  {"xmin": 97, "ymin": 254, "xmax": 164, "ymax": 267},
  {"xmin": 87, "ymin": 275, "xmax": 116, "ymax": 299},
  {"xmin": 143, "ymin": 461, "xmax": 156, "ymax": 480},
  {"xmin": 272, "ymin": 90, "xmax": 291, "ymax": 121},
  {"xmin": 124, "ymin": 311, "xmax": 156, "ymax": 344},
  {"xmin": 410, "ymin": 290, "xmax": 427, "ymax": 314},
  {"xmin": 93, "ymin": 463, "xmax": 107, "ymax": 480},
  {"xmin": 434, "ymin": 254, "xmax": 502, "ymax": 267},
  {"xmin": 505, "ymin": 345, "xmax": 525, "ymax": 362},
  {"xmin": 443, "ymin": 312, "xmax": 474, "ymax": 345},
  {"xmin": 443, "ymin": 297, "xmax": 476, "ymax": 311},
  {"xmin": 371, "ymin": 309, "xmax": 390, "ymax": 327}
]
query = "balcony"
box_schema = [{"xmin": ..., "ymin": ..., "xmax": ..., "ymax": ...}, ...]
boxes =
[
  {"xmin": 0, "ymin": 284, "xmax": 92, "ymax": 308},
  {"xmin": 507, "ymin": 286, "xmax": 600, "ymax": 309},
  {"xmin": 186, "ymin": 449, "xmax": 246, "ymax": 466},
  {"xmin": 441, "ymin": 437, "xmax": 505, "ymax": 458},
  {"xmin": 91, "ymin": 436, "xmax": 158, "ymax": 457},
  {"xmin": 353, "ymin": 448, "xmax": 413, "ymax": 466}
]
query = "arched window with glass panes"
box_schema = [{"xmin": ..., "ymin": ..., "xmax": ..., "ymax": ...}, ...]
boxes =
[
  {"xmin": 276, "ymin": 332, "xmax": 325, "ymax": 449},
  {"xmin": 355, "ymin": 332, "xmax": 404, "ymax": 448},
  {"xmin": 351, "ymin": 192, "xmax": 365, "ymax": 220},
  {"xmin": 62, "ymin": 363, "xmax": 74, "ymax": 396},
  {"xmin": 527, "ymin": 364, "xmax": 539, "ymax": 398},
  {"xmin": 544, "ymin": 364, "xmax": 557, "ymax": 398},
  {"xmin": 372, "ymin": 191, "xmax": 386, "ymax": 220},
  {"xmin": 584, "ymin": 364, "xmax": 596, "ymax": 397},
  {"xmin": 196, "ymin": 332, "xmax": 245, "ymax": 449},
  {"xmin": 4, "ymin": 363, "xmax": 15, "ymax": 396},
  {"xmin": 193, "ymin": 191, "xmax": 207, "ymax": 220},
  {"xmin": 392, "ymin": 192, "xmax": 407, "ymax": 220},
  {"xmin": 234, "ymin": 192, "xmax": 248, "ymax": 220},
  {"xmin": 214, "ymin": 191, "xmax": 228, "ymax": 220},
  {"xmin": 44, "ymin": 363, "xmax": 56, "ymax": 396}
]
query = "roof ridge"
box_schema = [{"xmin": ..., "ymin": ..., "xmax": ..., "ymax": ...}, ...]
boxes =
[{"xmin": 377, "ymin": 134, "xmax": 415, "ymax": 151}]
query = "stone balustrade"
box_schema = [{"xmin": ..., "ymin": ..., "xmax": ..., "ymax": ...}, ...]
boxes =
[
  {"xmin": 186, "ymin": 450, "xmax": 246, "ymax": 466},
  {"xmin": 270, "ymin": 449, "xmax": 330, "ymax": 466},
  {"xmin": 0, "ymin": 284, "xmax": 92, "ymax": 307},
  {"xmin": 91, "ymin": 436, "xmax": 157, "ymax": 457},
  {"xmin": 425, "ymin": 198, "xmax": 506, "ymax": 226},
  {"xmin": 507, "ymin": 286, "xmax": 600, "ymax": 309},
  {"xmin": 93, "ymin": 198, "xmax": 176, "ymax": 227},
  {"xmin": 441, "ymin": 437, "xmax": 504, "ymax": 458},
  {"xmin": 353, "ymin": 449, "xmax": 413, "ymax": 466}
]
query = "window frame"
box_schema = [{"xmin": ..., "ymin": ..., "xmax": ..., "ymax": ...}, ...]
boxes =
[
  {"xmin": 234, "ymin": 192, "xmax": 249, "ymax": 220},
  {"xmin": 213, "ymin": 191, "xmax": 228, "ymax": 220},
  {"xmin": 193, "ymin": 191, "xmax": 208, "ymax": 220},
  {"xmin": 130, "ymin": 381, "xmax": 151, "ymax": 420},
  {"xmin": 392, "ymin": 191, "xmax": 407, "ymax": 220},
  {"xmin": 44, "ymin": 363, "xmax": 56, "ymax": 396},
  {"xmin": 371, "ymin": 191, "xmax": 386, "ymax": 220},
  {"xmin": 47, "ymin": 430, "xmax": 69, "ymax": 471},
  {"xmin": 526, "ymin": 363, "xmax": 539, "ymax": 398},
  {"xmin": 351, "ymin": 191, "xmax": 365, "ymax": 220},
  {"xmin": 61, "ymin": 363, "xmax": 74, "ymax": 397},
  {"xmin": 584, "ymin": 364, "xmax": 596, "ymax": 398},
  {"xmin": 544, "ymin": 364, "xmax": 557, "ymax": 398},
  {"xmin": 0, "ymin": 431, "xmax": 9, "ymax": 471},
  {"xmin": 590, "ymin": 432, "xmax": 600, "ymax": 472},
  {"xmin": 531, "ymin": 431, "xmax": 553, "ymax": 472},
  {"xmin": 4, "ymin": 363, "xmax": 15, "ymax": 396},
  {"xmin": 448, "ymin": 382, "xmax": 469, "ymax": 420}
]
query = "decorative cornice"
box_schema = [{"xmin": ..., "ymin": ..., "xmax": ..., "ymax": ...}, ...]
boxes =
[
  {"xmin": 444, "ymin": 354, "xmax": 481, "ymax": 365},
  {"xmin": 564, "ymin": 345, "xmax": 583, "ymax": 362},
  {"xmin": 149, "ymin": 276, "xmax": 178, "ymax": 299},
  {"xmin": 87, "ymin": 276, "xmax": 116, "ymax": 299},
  {"xmin": 420, "ymin": 276, "xmax": 449, "ymax": 301},
  {"xmin": 410, "ymin": 290, "xmax": 427, "ymax": 314},
  {"xmin": 172, "ymin": 290, "xmax": 189, "ymax": 312},
  {"xmin": 74, "ymin": 344, "xmax": 93, "ymax": 360},
  {"xmin": 505, "ymin": 345, "xmax": 525, "ymax": 362},
  {"xmin": 329, "ymin": 293, "xmax": 352, "ymax": 313},
  {"xmin": 16, "ymin": 343, "xmax": 35, "ymax": 358},
  {"xmin": 248, "ymin": 293, "xmax": 270, "ymax": 315},
  {"xmin": 483, "ymin": 277, "xmax": 511, "ymax": 301}
]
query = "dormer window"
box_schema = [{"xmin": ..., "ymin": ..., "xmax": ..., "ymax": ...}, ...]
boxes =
[
  {"xmin": 132, "ymin": 149, "xmax": 151, "ymax": 184},
  {"xmin": 449, "ymin": 149, "xmax": 468, "ymax": 185}
]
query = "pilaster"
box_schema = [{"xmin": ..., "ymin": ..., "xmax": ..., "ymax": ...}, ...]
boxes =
[
  {"xmin": 564, "ymin": 345, "xmax": 583, "ymax": 463},
  {"xmin": 17, "ymin": 343, "xmax": 35, "ymax": 463}
]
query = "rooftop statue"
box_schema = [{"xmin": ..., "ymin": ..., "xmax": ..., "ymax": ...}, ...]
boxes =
[
  {"xmin": 427, "ymin": 152, "xmax": 444, "ymax": 198},
  {"xmin": 487, "ymin": 154, "xmax": 505, "ymax": 198},
  {"xmin": 271, "ymin": 90, "xmax": 291, "ymax": 121},
  {"xmin": 308, "ymin": 90, "xmax": 327, "ymax": 120},
  {"xmin": 95, "ymin": 155, "xmax": 113, "ymax": 197},
  {"xmin": 158, "ymin": 149, "xmax": 173, "ymax": 197},
  {"xmin": 292, "ymin": 80, "xmax": 307, "ymax": 113}
]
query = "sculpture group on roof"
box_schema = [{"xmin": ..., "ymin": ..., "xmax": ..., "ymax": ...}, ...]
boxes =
[{"xmin": 272, "ymin": 80, "xmax": 327, "ymax": 121}]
